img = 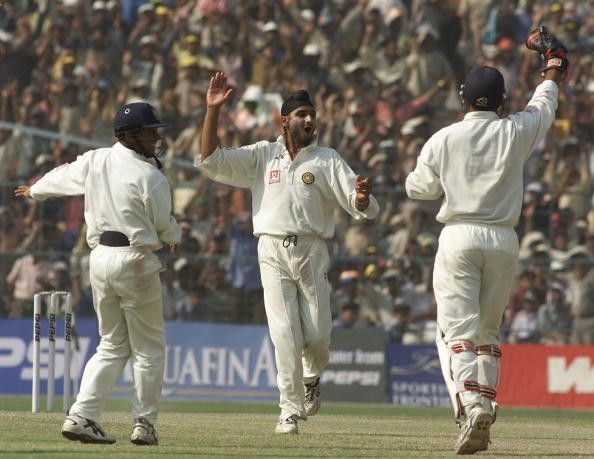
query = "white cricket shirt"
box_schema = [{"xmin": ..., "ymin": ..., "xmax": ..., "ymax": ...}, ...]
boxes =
[
  {"xmin": 30, "ymin": 142, "xmax": 181, "ymax": 250},
  {"xmin": 195, "ymin": 136, "xmax": 379, "ymax": 238},
  {"xmin": 405, "ymin": 80, "xmax": 558, "ymax": 227}
]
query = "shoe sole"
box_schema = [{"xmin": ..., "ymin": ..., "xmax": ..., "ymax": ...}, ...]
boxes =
[
  {"xmin": 456, "ymin": 412, "xmax": 492, "ymax": 455},
  {"xmin": 130, "ymin": 437, "xmax": 158, "ymax": 445},
  {"xmin": 62, "ymin": 430, "xmax": 116, "ymax": 444},
  {"xmin": 274, "ymin": 428, "xmax": 298, "ymax": 434}
]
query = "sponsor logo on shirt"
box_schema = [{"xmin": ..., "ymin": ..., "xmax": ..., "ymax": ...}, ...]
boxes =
[
  {"xmin": 269, "ymin": 169, "xmax": 280, "ymax": 184},
  {"xmin": 302, "ymin": 172, "xmax": 315, "ymax": 185}
]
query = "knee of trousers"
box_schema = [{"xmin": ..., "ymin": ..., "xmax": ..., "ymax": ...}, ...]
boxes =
[
  {"xmin": 304, "ymin": 336, "xmax": 331, "ymax": 352},
  {"xmin": 135, "ymin": 343, "xmax": 165, "ymax": 364},
  {"xmin": 97, "ymin": 340, "xmax": 132, "ymax": 360}
]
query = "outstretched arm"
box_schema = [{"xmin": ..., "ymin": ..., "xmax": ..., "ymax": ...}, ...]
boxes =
[{"xmin": 200, "ymin": 72, "xmax": 234, "ymax": 162}]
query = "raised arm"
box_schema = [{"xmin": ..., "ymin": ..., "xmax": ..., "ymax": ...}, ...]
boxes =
[{"xmin": 200, "ymin": 72, "xmax": 234, "ymax": 162}]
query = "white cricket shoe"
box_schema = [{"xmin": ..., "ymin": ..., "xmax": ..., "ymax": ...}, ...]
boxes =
[
  {"xmin": 275, "ymin": 414, "xmax": 299, "ymax": 434},
  {"xmin": 455, "ymin": 405, "xmax": 492, "ymax": 455},
  {"xmin": 130, "ymin": 417, "xmax": 159, "ymax": 445},
  {"xmin": 61, "ymin": 414, "xmax": 116, "ymax": 444},
  {"xmin": 476, "ymin": 400, "xmax": 499, "ymax": 452},
  {"xmin": 304, "ymin": 377, "xmax": 321, "ymax": 416}
]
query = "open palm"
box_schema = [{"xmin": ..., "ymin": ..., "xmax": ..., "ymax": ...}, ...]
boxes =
[{"xmin": 206, "ymin": 72, "xmax": 234, "ymax": 108}]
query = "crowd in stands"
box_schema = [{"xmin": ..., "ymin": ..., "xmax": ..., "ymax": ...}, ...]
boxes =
[{"xmin": 1, "ymin": 0, "xmax": 594, "ymax": 345}]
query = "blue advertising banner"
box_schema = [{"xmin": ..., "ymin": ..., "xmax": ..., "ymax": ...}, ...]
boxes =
[
  {"xmin": 387, "ymin": 343, "xmax": 451, "ymax": 408},
  {"xmin": 0, "ymin": 318, "xmax": 99, "ymax": 398},
  {"xmin": 0, "ymin": 319, "xmax": 278, "ymax": 402},
  {"xmin": 115, "ymin": 322, "xmax": 278, "ymax": 401}
]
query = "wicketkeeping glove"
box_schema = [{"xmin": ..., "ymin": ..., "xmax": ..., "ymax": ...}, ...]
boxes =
[{"xmin": 525, "ymin": 26, "xmax": 569, "ymax": 77}]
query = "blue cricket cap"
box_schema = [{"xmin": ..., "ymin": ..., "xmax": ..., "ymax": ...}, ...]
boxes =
[
  {"xmin": 462, "ymin": 66, "xmax": 505, "ymax": 111},
  {"xmin": 113, "ymin": 102, "xmax": 167, "ymax": 135}
]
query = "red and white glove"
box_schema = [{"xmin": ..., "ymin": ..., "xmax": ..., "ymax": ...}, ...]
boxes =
[{"xmin": 525, "ymin": 26, "xmax": 569, "ymax": 77}]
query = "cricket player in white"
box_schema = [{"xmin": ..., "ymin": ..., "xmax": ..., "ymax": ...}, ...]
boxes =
[
  {"xmin": 405, "ymin": 28, "xmax": 568, "ymax": 455},
  {"xmin": 196, "ymin": 72, "xmax": 379, "ymax": 434},
  {"xmin": 15, "ymin": 102, "xmax": 181, "ymax": 445}
]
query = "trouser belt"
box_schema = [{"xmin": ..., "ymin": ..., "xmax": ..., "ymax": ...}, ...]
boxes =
[{"xmin": 99, "ymin": 231, "xmax": 130, "ymax": 247}]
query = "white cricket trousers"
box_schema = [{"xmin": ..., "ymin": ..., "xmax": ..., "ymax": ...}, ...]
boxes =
[
  {"xmin": 258, "ymin": 235, "xmax": 332, "ymax": 419},
  {"xmin": 434, "ymin": 223, "xmax": 518, "ymax": 345},
  {"xmin": 69, "ymin": 245, "xmax": 166, "ymax": 425},
  {"xmin": 433, "ymin": 223, "xmax": 518, "ymax": 410}
]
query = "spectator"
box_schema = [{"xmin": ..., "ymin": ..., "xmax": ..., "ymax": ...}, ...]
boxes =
[
  {"xmin": 565, "ymin": 248, "xmax": 594, "ymax": 344},
  {"xmin": 226, "ymin": 211, "xmax": 264, "ymax": 324},
  {"xmin": 1, "ymin": 0, "xmax": 594, "ymax": 340},
  {"xmin": 508, "ymin": 290, "xmax": 541, "ymax": 343},
  {"xmin": 5, "ymin": 252, "xmax": 53, "ymax": 318},
  {"xmin": 387, "ymin": 301, "xmax": 412, "ymax": 343},
  {"xmin": 332, "ymin": 302, "xmax": 360, "ymax": 330},
  {"xmin": 537, "ymin": 282, "xmax": 572, "ymax": 344}
]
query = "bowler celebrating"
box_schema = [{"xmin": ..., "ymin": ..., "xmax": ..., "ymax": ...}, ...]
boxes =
[{"xmin": 196, "ymin": 72, "xmax": 379, "ymax": 434}]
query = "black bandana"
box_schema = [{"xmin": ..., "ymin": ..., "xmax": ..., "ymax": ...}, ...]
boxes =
[{"xmin": 281, "ymin": 90, "xmax": 315, "ymax": 116}]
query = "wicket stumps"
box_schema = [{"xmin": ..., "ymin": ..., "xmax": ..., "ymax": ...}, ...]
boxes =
[{"xmin": 32, "ymin": 290, "xmax": 73, "ymax": 413}]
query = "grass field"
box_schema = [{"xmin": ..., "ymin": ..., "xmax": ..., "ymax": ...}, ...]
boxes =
[{"xmin": 1, "ymin": 396, "xmax": 593, "ymax": 458}]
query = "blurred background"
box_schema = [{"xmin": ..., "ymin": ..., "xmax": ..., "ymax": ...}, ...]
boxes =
[{"xmin": 1, "ymin": 0, "xmax": 594, "ymax": 350}]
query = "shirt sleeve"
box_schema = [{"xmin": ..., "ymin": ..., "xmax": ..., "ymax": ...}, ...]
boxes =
[
  {"xmin": 194, "ymin": 143, "xmax": 262, "ymax": 189},
  {"xmin": 508, "ymin": 79, "xmax": 558, "ymax": 161},
  {"xmin": 331, "ymin": 151, "xmax": 380, "ymax": 220},
  {"xmin": 29, "ymin": 151, "xmax": 91, "ymax": 200},
  {"xmin": 145, "ymin": 177, "xmax": 181, "ymax": 245},
  {"xmin": 405, "ymin": 138, "xmax": 444, "ymax": 200}
]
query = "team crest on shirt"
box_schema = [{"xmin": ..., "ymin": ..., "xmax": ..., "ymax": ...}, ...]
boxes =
[
  {"xmin": 302, "ymin": 172, "xmax": 315, "ymax": 185},
  {"xmin": 269, "ymin": 169, "xmax": 280, "ymax": 184}
]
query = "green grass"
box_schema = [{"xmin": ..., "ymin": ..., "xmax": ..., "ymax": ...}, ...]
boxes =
[{"xmin": 1, "ymin": 396, "xmax": 593, "ymax": 458}]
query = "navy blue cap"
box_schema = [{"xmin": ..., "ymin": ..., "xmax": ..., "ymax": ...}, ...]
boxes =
[
  {"xmin": 462, "ymin": 66, "xmax": 505, "ymax": 111},
  {"xmin": 113, "ymin": 102, "xmax": 167, "ymax": 135},
  {"xmin": 281, "ymin": 90, "xmax": 315, "ymax": 116}
]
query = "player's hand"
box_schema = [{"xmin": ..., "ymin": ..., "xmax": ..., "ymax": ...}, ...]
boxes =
[
  {"xmin": 170, "ymin": 243, "xmax": 178, "ymax": 254},
  {"xmin": 14, "ymin": 185, "xmax": 31, "ymax": 198},
  {"xmin": 355, "ymin": 175, "xmax": 372, "ymax": 198},
  {"xmin": 355, "ymin": 175, "xmax": 372, "ymax": 210},
  {"xmin": 525, "ymin": 26, "xmax": 569, "ymax": 78},
  {"xmin": 206, "ymin": 72, "xmax": 234, "ymax": 109}
]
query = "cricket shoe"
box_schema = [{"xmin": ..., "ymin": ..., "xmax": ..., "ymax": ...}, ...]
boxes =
[
  {"xmin": 455, "ymin": 406, "xmax": 492, "ymax": 455},
  {"xmin": 130, "ymin": 417, "xmax": 159, "ymax": 445},
  {"xmin": 275, "ymin": 414, "xmax": 299, "ymax": 434},
  {"xmin": 61, "ymin": 414, "xmax": 116, "ymax": 444},
  {"xmin": 304, "ymin": 377, "xmax": 321, "ymax": 416},
  {"xmin": 476, "ymin": 400, "xmax": 499, "ymax": 452}
]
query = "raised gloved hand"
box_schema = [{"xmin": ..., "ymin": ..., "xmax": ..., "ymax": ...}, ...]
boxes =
[{"xmin": 525, "ymin": 26, "xmax": 569, "ymax": 77}]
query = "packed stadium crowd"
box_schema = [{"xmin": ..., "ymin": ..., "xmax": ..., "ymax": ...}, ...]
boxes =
[{"xmin": 1, "ymin": 0, "xmax": 593, "ymax": 345}]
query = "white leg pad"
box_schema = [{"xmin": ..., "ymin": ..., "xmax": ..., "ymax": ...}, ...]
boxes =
[
  {"xmin": 476, "ymin": 344, "xmax": 501, "ymax": 409},
  {"xmin": 436, "ymin": 329, "xmax": 481, "ymax": 421},
  {"xmin": 436, "ymin": 330, "xmax": 462, "ymax": 419},
  {"xmin": 450, "ymin": 340, "xmax": 481, "ymax": 409}
]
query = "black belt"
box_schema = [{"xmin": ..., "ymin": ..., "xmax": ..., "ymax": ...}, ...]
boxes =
[
  {"xmin": 282, "ymin": 235, "xmax": 298, "ymax": 247},
  {"xmin": 99, "ymin": 231, "xmax": 130, "ymax": 247}
]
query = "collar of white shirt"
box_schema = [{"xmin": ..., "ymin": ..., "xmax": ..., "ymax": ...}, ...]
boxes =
[{"xmin": 463, "ymin": 111, "xmax": 500, "ymax": 121}]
